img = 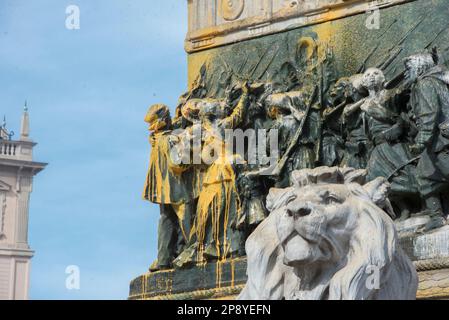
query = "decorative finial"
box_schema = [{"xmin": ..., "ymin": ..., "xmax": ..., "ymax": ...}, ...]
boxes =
[
  {"xmin": 2, "ymin": 115, "xmax": 6, "ymax": 128},
  {"xmin": 20, "ymin": 102, "xmax": 31, "ymax": 141}
]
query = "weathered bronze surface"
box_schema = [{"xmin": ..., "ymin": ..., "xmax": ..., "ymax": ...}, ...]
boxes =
[{"xmin": 132, "ymin": 0, "xmax": 449, "ymax": 299}]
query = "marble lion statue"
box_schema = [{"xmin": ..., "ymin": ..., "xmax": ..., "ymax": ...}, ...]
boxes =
[{"xmin": 239, "ymin": 167, "xmax": 418, "ymax": 300}]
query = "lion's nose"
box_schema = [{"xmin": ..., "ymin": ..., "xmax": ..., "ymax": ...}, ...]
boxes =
[
  {"xmin": 286, "ymin": 205, "xmax": 311, "ymax": 219},
  {"xmin": 297, "ymin": 207, "xmax": 311, "ymax": 217}
]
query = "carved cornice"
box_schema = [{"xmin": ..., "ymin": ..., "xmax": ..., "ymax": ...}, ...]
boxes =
[
  {"xmin": 0, "ymin": 247, "xmax": 34, "ymax": 257},
  {"xmin": 0, "ymin": 158, "xmax": 47, "ymax": 175},
  {"xmin": 185, "ymin": 0, "xmax": 416, "ymax": 53}
]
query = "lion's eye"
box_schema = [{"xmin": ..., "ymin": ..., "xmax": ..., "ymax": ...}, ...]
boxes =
[{"xmin": 325, "ymin": 195, "xmax": 342, "ymax": 205}]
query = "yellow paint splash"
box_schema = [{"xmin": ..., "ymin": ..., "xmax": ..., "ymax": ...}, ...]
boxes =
[
  {"xmin": 230, "ymin": 259, "xmax": 235, "ymax": 288},
  {"xmin": 143, "ymin": 132, "xmax": 173, "ymax": 204},
  {"xmin": 188, "ymin": 51, "xmax": 216, "ymax": 89},
  {"xmin": 192, "ymin": 133, "xmax": 241, "ymax": 288}
]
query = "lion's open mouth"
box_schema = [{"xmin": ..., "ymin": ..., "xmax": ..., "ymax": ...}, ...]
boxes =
[{"xmin": 282, "ymin": 232, "xmax": 318, "ymax": 266}]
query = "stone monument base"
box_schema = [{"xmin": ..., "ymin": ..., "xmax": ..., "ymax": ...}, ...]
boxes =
[
  {"xmin": 400, "ymin": 225, "xmax": 449, "ymax": 300},
  {"xmin": 129, "ymin": 226, "xmax": 449, "ymax": 300},
  {"xmin": 129, "ymin": 257, "xmax": 247, "ymax": 300}
]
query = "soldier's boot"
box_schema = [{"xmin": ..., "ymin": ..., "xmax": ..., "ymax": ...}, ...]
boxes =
[{"xmin": 149, "ymin": 260, "xmax": 161, "ymax": 272}]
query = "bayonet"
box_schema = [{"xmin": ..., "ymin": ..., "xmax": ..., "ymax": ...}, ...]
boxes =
[
  {"xmin": 257, "ymin": 46, "xmax": 280, "ymax": 80},
  {"xmin": 248, "ymin": 46, "xmax": 272, "ymax": 80}
]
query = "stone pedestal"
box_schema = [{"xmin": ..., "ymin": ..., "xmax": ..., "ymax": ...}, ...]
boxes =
[
  {"xmin": 129, "ymin": 258, "xmax": 247, "ymax": 300},
  {"xmin": 400, "ymin": 226, "xmax": 449, "ymax": 300},
  {"xmin": 129, "ymin": 227, "xmax": 449, "ymax": 300},
  {"xmin": 416, "ymin": 268, "xmax": 449, "ymax": 299}
]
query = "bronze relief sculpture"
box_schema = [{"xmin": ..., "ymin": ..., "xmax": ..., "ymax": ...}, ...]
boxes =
[{"xmin": 143, "ymin": 44, "xmax": 449, "ymax": 272}]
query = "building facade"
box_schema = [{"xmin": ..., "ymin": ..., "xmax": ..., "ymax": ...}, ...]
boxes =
[{"xmin": 0, "ymin": 106, "xmax": 46, "ymax": 300}]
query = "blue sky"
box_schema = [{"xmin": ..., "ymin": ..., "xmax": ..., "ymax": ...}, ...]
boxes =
[{"xmin": 0, "ymin": 0, "xmax": 187, "ymax": 299}]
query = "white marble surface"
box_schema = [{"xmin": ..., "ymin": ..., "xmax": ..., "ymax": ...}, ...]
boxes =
[{"xmin": 240, "ymin": 167, "xmax": 418, "ymax": 300}]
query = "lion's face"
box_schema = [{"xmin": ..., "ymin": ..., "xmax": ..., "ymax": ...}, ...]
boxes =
[
  {"xmin": 240, "ymin": 168, "xmax": 418, "ymax": 300},
  {"xmin": 277, "ymin": 184, "xmax": 359, "ymax": 267}
]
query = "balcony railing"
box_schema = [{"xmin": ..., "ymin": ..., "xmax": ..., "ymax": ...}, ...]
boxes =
[
  {"xmin": 0, "ymin": 140, "xmax": 17, "ymax": 157},
  {"xmin": 0, "ymin": 139, "xmax": 33, "ymax": 162}
]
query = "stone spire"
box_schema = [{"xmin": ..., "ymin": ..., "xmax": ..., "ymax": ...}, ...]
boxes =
[{"xmin": 20, "ymin": 101, "xmax": 31, "ymax": 141}]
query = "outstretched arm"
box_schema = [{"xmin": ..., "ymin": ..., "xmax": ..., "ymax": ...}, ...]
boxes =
[{"xmin": 220, "ymin": 84, "xmax": 250, "ymax": 129}]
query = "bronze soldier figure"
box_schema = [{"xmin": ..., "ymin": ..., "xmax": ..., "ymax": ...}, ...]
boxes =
[
  {"xmin": 322, "ymin": 77, "xmax": 361, "ymax": 167},
  {"xmin": 340, "ymin": 74, "xmax": 371, "ymax": 169},
  {"xmin": 349, "ymin": 68, "xmax": 419, "ymax": 218},
  {"xmin": 405, "ymin": 51, "xmax": 449, "ymax": 220},
  {"xmin": 143, "ymin": 104, "xmax": 197, "ymax": 271}
]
